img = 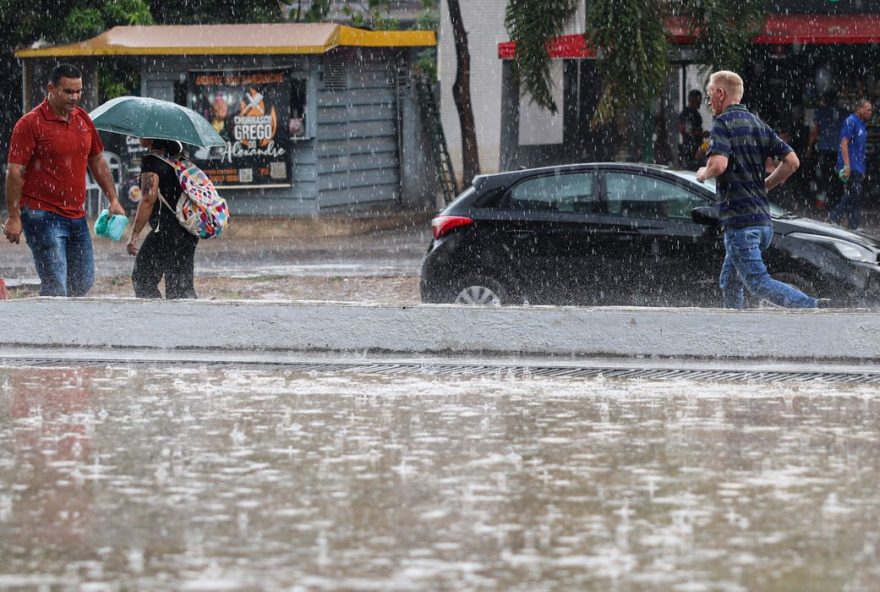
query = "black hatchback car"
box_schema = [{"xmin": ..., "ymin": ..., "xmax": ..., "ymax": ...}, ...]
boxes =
[{"xmin": 420, "ymin": 163, "xmax": 880, "ymax": 307}]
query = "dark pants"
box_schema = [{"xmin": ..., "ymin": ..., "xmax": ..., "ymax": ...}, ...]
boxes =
[
  {"xmin": 678, "ymin": 142, "xmax": 701, "ymax": 171},
  {"xmin": 131, "ymin": 225, "xmax": 198, "ymax": 299},
  {"xmin": 830, "ymin": 172, "xmax": 864, "ymax": 230},
  {"xmin": 815, "ymin": 150, "xmax": 841, "ymax": 208}
]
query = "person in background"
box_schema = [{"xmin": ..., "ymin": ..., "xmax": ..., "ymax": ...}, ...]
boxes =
[
  {"xmin": 806, "ymin": 88, "xmax": 844, "ymax": 211},
  {"xmin": 678, "ymin": 89, "xmax": 704, "ymax": 170},
  {"xmin": 3, "ymin": 63, "xmax": 124, "ymax": 296},
  {"xmin": 210, "ymin": 96, "xmax": 230, "ymax": 140},
  {"xmin": 126, "ymin": 138, "xmax": 198, "ymax": 299},
  {"xmin": 830, "ymin": 98, "xmax": 873, "ymax": 230},
  {"xmin": 696, "ymin": 70, "xmax": 821, "ymax": 309}
]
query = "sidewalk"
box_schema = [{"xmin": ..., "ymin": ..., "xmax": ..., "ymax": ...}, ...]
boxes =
[
  {"xmin": 4, "ymin": 298, "xmax": 880, "ymax": 363},
  {"xmin": 1, "ymin": 209, "xmax": 434, "ymax": 300}
]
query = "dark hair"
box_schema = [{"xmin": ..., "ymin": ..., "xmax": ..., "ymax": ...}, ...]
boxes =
[
  {"xmin": 688, "ymin": 89, "xmax": 702, "ymax": 102},
  {"xmin": 50, "ymin": 63, "xmax": 82, "ymax": 85},
  {"xmin": 150, "ymin": 138, "xmax": 183, "ymax": 157}
]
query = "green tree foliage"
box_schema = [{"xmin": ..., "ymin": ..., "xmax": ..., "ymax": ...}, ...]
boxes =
[
  {"xmin": 339, "ymin": 0, "xmax": 397, "ymax": 29},
  {"xmin": 505, "ymin": 0, "xmax": 768, "ymax": 123},
  {"xmin": 61, "ymin": 1, "xmax": 153, "ymax": 43},
  {"xmin": 588, "ymin": 0, "xmax": 670, "ymax": 123},
  {"xmin": 0, "ymin": 0, "xmax": 154, "ymax": 160},
  {"xmin": 0, "ymin": 0, "xmax": 153, "ymax": 46},
  {"xmin": 148, "ymin": 1, "xmax": 281, "ymax": 24},
  {"xmin": 413, "ymin": 0, "xmax": 439, "ymax": 32},
  {"xmin": 282, "ymin": 0, "xmax": 334, "ymax": 22},
  {"xmin": 681, "ymin": 0, "xmax": 766, "ymax": 73},
  {"xmin": 281, "ymin": 0, "xmax": 437, "ymax": 31}
]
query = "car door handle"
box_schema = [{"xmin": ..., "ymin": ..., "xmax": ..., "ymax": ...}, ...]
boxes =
[{"xmin": 507, "ymin": 230, "xmax": 536, "ymax": 239}]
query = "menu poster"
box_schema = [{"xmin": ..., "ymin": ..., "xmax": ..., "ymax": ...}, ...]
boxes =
[{"xmin": 190, "ymin": 70, "xmax": 291, "ymax": 187}]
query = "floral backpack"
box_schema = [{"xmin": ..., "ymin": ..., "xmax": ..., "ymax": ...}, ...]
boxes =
[{"xmin": 155, "ymin": 155, "xmax": 229, "ymax": 239}]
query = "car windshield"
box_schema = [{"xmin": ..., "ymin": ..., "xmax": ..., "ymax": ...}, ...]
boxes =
[{"xmin": 670, "ymin": 168, "xmax": 793, "ymax": 218}]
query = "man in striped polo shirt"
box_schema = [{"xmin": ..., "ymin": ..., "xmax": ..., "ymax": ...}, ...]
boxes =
[{"xmin": 696, "ymin": 70, "xmax": 819, "ymax": 309}]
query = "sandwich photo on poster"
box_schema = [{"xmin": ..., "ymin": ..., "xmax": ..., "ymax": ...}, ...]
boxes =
[{"xmin": 190, "ymin": 70, "xmax": 291, "ymax": 188}]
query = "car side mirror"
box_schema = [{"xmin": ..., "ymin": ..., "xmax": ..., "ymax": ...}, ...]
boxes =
[{"xmin": 691, "ymin": 206, "xmax": 720, "ymax": 226}]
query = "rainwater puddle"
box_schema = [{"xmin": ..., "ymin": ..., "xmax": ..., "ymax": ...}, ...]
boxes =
[{"xmin": 1, "ymin": 365, "xmax": 879, "ymax": 591}]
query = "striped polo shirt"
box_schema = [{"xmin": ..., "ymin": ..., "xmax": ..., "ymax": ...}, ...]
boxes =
[{"xmin": 707, "ymin": 104, "xmax": 792, "ymax": 229}]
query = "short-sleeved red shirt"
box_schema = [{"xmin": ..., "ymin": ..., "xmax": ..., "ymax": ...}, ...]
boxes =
[{"xmin": 7, "ymin": 99, "xmax": 104, "ymax": 219}]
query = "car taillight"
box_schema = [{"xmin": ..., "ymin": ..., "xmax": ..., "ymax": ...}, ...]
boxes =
[{"xmin": 431, "ymin": 215, "xmax": 473, "ymax": 240}]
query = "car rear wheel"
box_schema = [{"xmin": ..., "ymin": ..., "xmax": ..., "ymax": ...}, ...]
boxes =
[{"xmin": 454, "ymin": 276, "xmax": 508, "ymax": 306}]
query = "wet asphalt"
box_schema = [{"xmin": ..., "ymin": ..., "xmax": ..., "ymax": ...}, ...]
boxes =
[
  {"xmin": 0, "ymin": 215, "xmax": 432, "ymax": 285},
  {"xmin": 3, "ymin": 363, "xmax": 880, "ymax": 590}
]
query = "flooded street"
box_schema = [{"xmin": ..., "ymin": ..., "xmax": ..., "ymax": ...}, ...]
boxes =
[{"xmin": 2, "ymin": 364, "xmax": 880, "ymax": 591}]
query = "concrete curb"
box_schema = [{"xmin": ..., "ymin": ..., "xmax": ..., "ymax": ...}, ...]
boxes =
[{"xmin": 3, "ymin": 298, "xmax": 879, "ymax": 362}]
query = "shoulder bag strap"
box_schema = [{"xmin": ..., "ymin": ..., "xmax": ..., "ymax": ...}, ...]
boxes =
[{"xmin": 149, "ymin": 153, "xmax": 178, "ymax": 213}]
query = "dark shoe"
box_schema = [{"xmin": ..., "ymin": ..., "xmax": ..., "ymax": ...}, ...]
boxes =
[{"xmin": 815, "ymin": 298, "xmax": 833, "ymax": 308}]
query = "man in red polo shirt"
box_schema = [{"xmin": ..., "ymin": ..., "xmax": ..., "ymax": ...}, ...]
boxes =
[{"xmin": 4, "ymin": 63, "xmax": 124, "ymax": 296}]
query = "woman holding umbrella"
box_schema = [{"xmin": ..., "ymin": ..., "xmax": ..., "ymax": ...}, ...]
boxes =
[
  {"xmin": 89, "ymin": 96, "xmax": 224, "ymax": 298},
  {"xmin": 126, "ymin": 138, "xmax": 198, "ymax": 299}
]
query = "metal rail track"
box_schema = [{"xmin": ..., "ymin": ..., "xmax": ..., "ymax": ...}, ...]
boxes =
[{"xmin": 3, "ymin": 356, "xmax": 880, "ymax": 384}]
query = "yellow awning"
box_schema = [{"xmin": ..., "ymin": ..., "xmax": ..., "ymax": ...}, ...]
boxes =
[{"xmin": 15, "ymin": 23, "xmax": 435, "ymax": 58}]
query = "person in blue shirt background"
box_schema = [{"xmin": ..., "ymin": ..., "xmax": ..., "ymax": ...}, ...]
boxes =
[{"xmin": 830, "ymin": 98, "xmax": 873, "ymax": 230}]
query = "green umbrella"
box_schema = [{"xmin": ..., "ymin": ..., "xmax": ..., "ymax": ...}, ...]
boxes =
[{"xmin": 89, "ymin": 96, "xmax": 225, "ymax": 148}]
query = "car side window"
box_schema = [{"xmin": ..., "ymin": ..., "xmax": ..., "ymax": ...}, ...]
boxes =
[
  {"xmin": 508, "ymin": 172, "xmax": 597, "ymax": 213},
  {"xmin": 605, "ymin": 173, "xmax": 705, "ymax": 219}
]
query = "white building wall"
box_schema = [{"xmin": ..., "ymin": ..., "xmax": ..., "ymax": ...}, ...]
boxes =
[{"xmin": 438, "ymin": 1, "xmax": 586, "ymax": 179}]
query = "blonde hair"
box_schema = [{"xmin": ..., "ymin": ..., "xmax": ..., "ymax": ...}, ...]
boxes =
[{"xmin": 709, "ymin": 71, "xmax": 744, "ymax": 102}]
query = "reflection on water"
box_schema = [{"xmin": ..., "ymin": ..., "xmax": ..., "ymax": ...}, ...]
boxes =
[{"xmin": 1, "ymin": 366, "xmax": 879, "ymax": 590}]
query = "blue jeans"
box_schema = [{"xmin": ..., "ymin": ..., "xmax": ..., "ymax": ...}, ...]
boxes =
[
  {"xmin": 830, "ymin": 172, "xmax": 863, "ymax": 229},
  {"xmin": 20, "ymin": 208, "xmax": 95, "ymax": 297},
  {"xmin": 720, "ymin": 225, "xmax": 817, "ymax": 309}
]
